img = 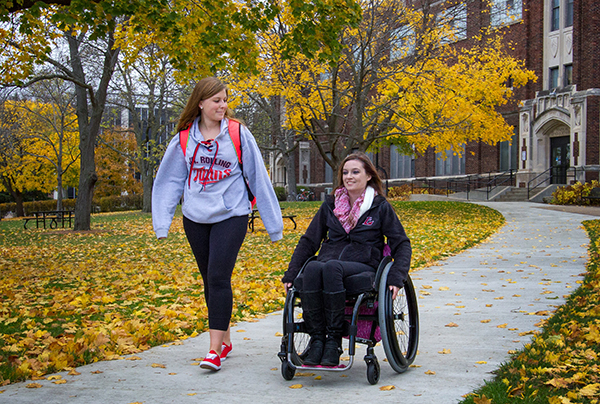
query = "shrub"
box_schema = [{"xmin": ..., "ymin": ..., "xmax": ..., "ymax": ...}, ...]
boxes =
[
  {"xmin": 94, "ymin": 194, "xmax": 143, "ymax": 212},
  {"xmin": 273, "ymin": 186, "xmax": 286, "ymax": 202},
  {"xmin": 550, "ymin": 180, "xmax": 600, "ymax": 205}
]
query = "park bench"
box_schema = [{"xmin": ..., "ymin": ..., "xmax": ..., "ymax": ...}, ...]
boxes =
[
  {"xmin": 248, "ymin": 209, "xmax": 297, "ymax": 232},
  {"xmin": 582, "ymin": 188, "xmax": 600, "ymax": 203},
  {"xmin": 23, "ymin": 210, "xmax": 74, "ymax": 230}
]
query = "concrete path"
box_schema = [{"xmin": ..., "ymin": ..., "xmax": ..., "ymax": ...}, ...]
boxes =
[{"xmin": 1, "ymin": 202, "xmax": 597, "ymax": 403}]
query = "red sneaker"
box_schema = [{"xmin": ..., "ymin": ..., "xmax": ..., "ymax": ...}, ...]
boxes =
[
  {"xmin": 220, "ymin": 343, "xmax": 232, "ymax": 361},
  {"xmin": 200, "ymin": 350, "xmax": 221, "ymax": 371}
]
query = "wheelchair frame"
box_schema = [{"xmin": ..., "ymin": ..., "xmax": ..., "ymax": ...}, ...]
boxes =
[{"xmin": 278, "ymin": 256, "xmax": 419, "ymax": 385}]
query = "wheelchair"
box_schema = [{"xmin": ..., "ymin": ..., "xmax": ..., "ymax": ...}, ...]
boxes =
[{"xmin": 278, "ymin": 255, "xmax": 419, "ymax": 385}]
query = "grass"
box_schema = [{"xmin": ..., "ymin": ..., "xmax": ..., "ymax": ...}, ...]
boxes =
[
  {"xmin": 459, "ymin": 220, "xmax": 600, "ymax": 404},
  {"xmin": 0, "ymin": 200, "xmax": 504, "ymax": 384}
]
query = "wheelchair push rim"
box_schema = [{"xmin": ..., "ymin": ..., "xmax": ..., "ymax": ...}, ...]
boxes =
[{"xmin": 378, "ymin": 264, "xmax": 419, "ymax": 373}]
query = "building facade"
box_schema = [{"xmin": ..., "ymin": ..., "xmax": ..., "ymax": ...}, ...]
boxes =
[{"xmin": 272, "ymin": 0, "xmax": 600, "ymax": 199}]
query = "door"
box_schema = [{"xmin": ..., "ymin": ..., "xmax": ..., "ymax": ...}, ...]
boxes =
[{"xmin": 550, "ymin": 136, "xmax": 570, "ymax": 184}]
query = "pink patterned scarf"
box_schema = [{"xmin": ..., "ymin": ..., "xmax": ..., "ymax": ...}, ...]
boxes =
[{"xmin": 334, "ymin": 187, "xmax": 367, "ymax": 233}]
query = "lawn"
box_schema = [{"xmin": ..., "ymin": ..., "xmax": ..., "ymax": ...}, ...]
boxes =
[
  {"xmin": 460, "ymin": 219, "xmax": 600, "ymax": 404},
  {"xmin": 0, "ymin": 201, "xmax": 504, "ymax": 385}
]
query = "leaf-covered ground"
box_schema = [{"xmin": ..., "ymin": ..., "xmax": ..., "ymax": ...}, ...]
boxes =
[
  {"xmin": 461, "ymin": 219, "xmax": 600, "ymax": 404},
  {"xmin": 0, "ymin": 201, "xmax": 504, "ymax": 385}
]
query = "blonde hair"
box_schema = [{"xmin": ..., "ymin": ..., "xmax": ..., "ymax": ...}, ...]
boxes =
[{"xmin": 176, "ymin": 77, "xmax": 235, "ymax": 132}]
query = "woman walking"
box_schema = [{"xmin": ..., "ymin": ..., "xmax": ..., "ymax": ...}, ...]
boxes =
[{"xmin": 153, "ymin": 77, "xmax": 283, "ymax": 371}]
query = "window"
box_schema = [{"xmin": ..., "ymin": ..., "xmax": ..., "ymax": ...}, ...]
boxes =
[
  {"xmin": 565, "ymin": 0, "xmax": 574, "ymax": 27},
  {"xmin": 325, "ymin": 152, "xmax": 333, "ymax": 184},
  {"xmin": 563, "ymin": 64, "xmax": 573, "ymax": 87},
  {"xmin": 435, "ymin": 147, "xmax": 465, "ymax": 176},
  {"xmin": 491, "ymin": 0, "xmax": 523, "ymax": 27},
  {"xmin": 549, "ymin": 66, "xmax": 559, "ymax": 90},
  {"xmin": 390, "ymin": 145, "xmax": 414, "ymax": 178},
  {"xmin": 389, "ymin": 25, "xmax": 415, "ymax": 62},
  {"xmin": 551, "ymin": 0, "xmax": 560, "ymax": 31},
  {"xmin": 440, "ymin": 3, "xmax": 468, "ymax": 44},
  {"xmin": 499, "ymin": 132, "xmax": 519, "ymax": 171}
]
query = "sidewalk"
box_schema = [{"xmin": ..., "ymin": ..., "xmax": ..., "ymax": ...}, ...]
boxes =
[{"xmin": 1, "ymin": 202, "xmax": 595, "ymax": 403}]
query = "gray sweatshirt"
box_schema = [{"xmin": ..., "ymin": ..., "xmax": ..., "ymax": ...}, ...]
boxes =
[{"xmin": 152, "ymin": 117, "xmax": 283, "ymax": 241}]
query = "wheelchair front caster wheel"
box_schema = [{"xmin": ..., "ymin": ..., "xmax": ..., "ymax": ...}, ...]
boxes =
[
  {"xmin": 282, "ymin": 361, "xmax": 296, "ymax": 381},
  {"xmin": 366, "ymin": 360, "xmax": 380, "ymax": 385}
]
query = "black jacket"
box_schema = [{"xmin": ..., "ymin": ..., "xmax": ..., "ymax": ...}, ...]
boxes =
[{"xmin": 282, "ymin": 194, "xmax": 411, "ymax": 287}]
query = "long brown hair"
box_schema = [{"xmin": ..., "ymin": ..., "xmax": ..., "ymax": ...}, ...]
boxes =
[
  {"xmin": 336, "ymin": 152, "xmax": 385, "ymax": 196},
  {"xmin": 176, "ymin": 77, "xmax": 235, "ymax": 132}
]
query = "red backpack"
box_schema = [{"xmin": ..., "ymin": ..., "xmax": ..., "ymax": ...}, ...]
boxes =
[{"xmin": 179, "ymin": 120, "xmax": 256, "ymax": 207}]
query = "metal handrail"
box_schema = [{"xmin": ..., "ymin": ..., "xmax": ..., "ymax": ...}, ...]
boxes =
[
  {"xmin": 485, "ymin": 169, "xmax": 516, "ymax": 199},
  {"xmin": 527, "ymin": 166, "xmax": 554, "ymax": 200}
]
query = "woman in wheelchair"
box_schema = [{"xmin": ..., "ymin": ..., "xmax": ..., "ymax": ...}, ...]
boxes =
[{"xmin": 282, "ymin": 152, "xmax": 411, "ymax": 367}]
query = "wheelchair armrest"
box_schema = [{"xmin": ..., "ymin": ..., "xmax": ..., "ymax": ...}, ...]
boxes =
[
  {"xmin": 374, "ymin": 255, "xmax": 393, "ymax": 288},
  {"xmin": 294, "ymin": 256, "xmax": 317, "ymax": 280}
]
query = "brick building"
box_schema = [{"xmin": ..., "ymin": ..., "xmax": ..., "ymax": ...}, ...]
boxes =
[{"xmin": 269, "ymin": 0, "xmax": 600, "ymax": 200}]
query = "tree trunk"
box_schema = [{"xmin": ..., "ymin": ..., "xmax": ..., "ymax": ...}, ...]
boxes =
[
  {"xmin": 68, "ymin": 30, "xmax": 119, "ymax": 230},
  {"xmin": 142, "ymin": 159, "xmax": 153, "ymax": 213}
]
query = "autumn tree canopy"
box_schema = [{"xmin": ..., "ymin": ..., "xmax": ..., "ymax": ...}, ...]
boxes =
[{"xmin": 231, "ymin": 0, "xmax": 536, "ymax": 181}]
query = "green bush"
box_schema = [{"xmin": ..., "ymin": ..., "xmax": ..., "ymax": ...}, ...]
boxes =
[
  {"xmin": 550, "ymin": 180, "xmax": 600, "ymax": 205},
  {"xmin": 273, "ymin": 186, "xmax": 286, "ymax": 202},
  {"xmin": 0, "ymin": 195, "xmax": 143, "ymax": 218},
  {"xmin": 95, "ymin": 194, "xmax": 143, "ymax": 212}
]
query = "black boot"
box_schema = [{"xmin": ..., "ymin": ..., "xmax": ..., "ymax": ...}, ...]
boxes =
[
  {"xmin": 321, "ymin": 290, "xmax": 346, "ymax": 366},
  {"xmin": 299, "ymin": 290, "xmax": 326, "ymax": 366}
]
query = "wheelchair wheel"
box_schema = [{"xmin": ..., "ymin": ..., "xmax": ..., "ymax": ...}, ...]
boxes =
[
  {"xmin": 281, "ymin": 360, "xmax": 296, "ymax": 380},
  {"xmin": 282, "ymin": 291, "xmax": 310, "ymax": 366},
  {"xmin": 378, "ymin": 265, "xmax": 419, "ymax": 373},
  {"xmin": 366, "ymin": 358, "xmax": 380, "ymax": 385}
]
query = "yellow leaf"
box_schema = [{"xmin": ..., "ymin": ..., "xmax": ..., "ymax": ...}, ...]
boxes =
[
  {"xmin": 275, "ymin": 332, "xmax": 284, "ymax": 337},
  {"xmin": 26, "ymin": 383, "xmax": 43, "ymax": 388},
  {"xmin": 314, "ymin": 376, "xmax": 322, "ymax": 380},
  {"xmin": 425, "ymin": 370, "xmax": 436, "ymax": 375},
  {"xmin": 47, "ymin": 375, "xmax": 62, "ymax": 380},
  {"xmin": 445, "ymin": 322, "xmax": 459, "ymax": 327},
  {"xmin": 497, "ymin": 323, "xmax": 508, "ymax": 328},
  {"xmin": 68, "ymin": 369, "xmax": 81, "ymax": 376},
  {"xmin": 481, "ymin": 319, "xmax": 491, "ymax": 323},
  {"xmin": 53, "ymin": 379, "xmax": 67, "ymax": 385},
  {"xmin": 380, "ymin": 385, "xmax": 395, "ymax": 391},
  {"xmin": 236, "ymin": 329, "xmax": 246, "ymax": 333},
  {"xmin": 289, "ymin": 384, "xmax": 303, "ymax": 389},
  {"xmin": 438, "ymin": 349, "xmax": 451, "ymax": 354},
  {"xmin": 151, "ymin": 363, "xmax": 166, "ymax": 368},
  {"xmin": 126, "ymin": 356, "xmax": 142, "ymax": 361},
  {"xmin": 187, "ymin": 393, "xmax": 197, "ymax": 396},
  {"xmin": 475, "ymin": 361, "xmax": 487, "ymax": 364},
  {"xmin": 473, "ymin": 395, "xmax": 492, "ymax": 404},
  {"xmin": 439, "ymin": 286, "xmax": 450, "ymax": 291}
]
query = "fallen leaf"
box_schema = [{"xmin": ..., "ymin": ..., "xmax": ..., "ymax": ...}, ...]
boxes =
[
  {"xmin": 168, "ymin": 373, "xmax": 177, "ymax": 375},
  {"xmin": 438, "ymin": 349, "xmax": 451, "ymax": 354},
  {"xmin": 53, "ymin": 379, "xmax": 67, "ymax": 385},
  {"xmin": 68, "ymin": 369, "xmax": 81, "ymax": 376},
  {"xmin": 289, "ymin": 384, "xmax": 303, "ymax": 389},
  {"xmin": 480, "ymin": 319, "xmax": 491, "ymax": 323},
  {"xmin": 497, "ymin": 323, "xmax": 508, "ymax": 328},
  {"xmin": 236, "ymin": 329, "xmax": 246, "ymax": 333},
  {"xmin": 275, "ymin": 332, "xmax": 283, "ymax": 337},
  {"xmin": 425, "ymin": 370, "xmax": 436, "ymax": 375},
  {"xmin": 187, "ymin": 393, "xmax": 197, "ymax": 396},
  {"xmin": 295, "ymin": 372, "xmax": 315, "ymax": 377},
  {"xmin": 473, "ymin": 394, "xmax": 492, "ymax": 404},
  {"xmin": 91, "ymin": 370, "xmax": 103, "ymax": 374},
  {"xmin": 475, "ymin": 361, "xmax": 487, "ymax": 364},
  {"xmin": 380, "ymin": 385, "xmax": 395, "ymax": 391},
  {"xmin": 314, "ymin": 376, "xmax": 322, "ymax": 380},
  {"xmin": 47, "ymin": 375, "xmax": 62, "ymax": 380},
  {"xmin": 26, "ymin": 383, "xmax": 43, "ymax": 388},
  {"xmin": 445, "ymin": 322, "xmax": 459, "ymax": 327},
  {"xmin": 151, "ymin": 363, "xmax": 166, "ymax": 368}
]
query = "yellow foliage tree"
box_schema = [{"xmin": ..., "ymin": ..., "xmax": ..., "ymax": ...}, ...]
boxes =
[
  {"xmin": 230, "ymin": 0, "xmax": 536, "ymax": 181},
  {"xmin": 95, "ymin": 128, "xmax": 142, "ymax": 198}
]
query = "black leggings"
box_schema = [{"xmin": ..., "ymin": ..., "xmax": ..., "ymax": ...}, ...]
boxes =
[
  {"xmin": 302, "ymin": 259, "xmax": 375, "ymax": 293},
  {"xmin": 183, "ymin": 215, "xmax": 248, "ymax": 331}
]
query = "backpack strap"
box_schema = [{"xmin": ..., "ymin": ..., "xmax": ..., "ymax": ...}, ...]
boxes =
[
  {"xmin": 228, "ymin": 120, "xmax": 242, "ymax": 164},
  {"xmin": 228, "ymin": 120, "xmax": 256, "ymax": 208},
  {"xmin": 179, "ymin": 123, "xmax": 192, "ymax": 156}
]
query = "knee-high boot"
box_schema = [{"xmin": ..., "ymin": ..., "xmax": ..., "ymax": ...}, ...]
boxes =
[
  {"xmin": 299, "ymin": 290, "xmax": 326, "ymax": 366},
  {"xmin": 321, "ymin": 290, "xmax": 346, "ymax": 366}
]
